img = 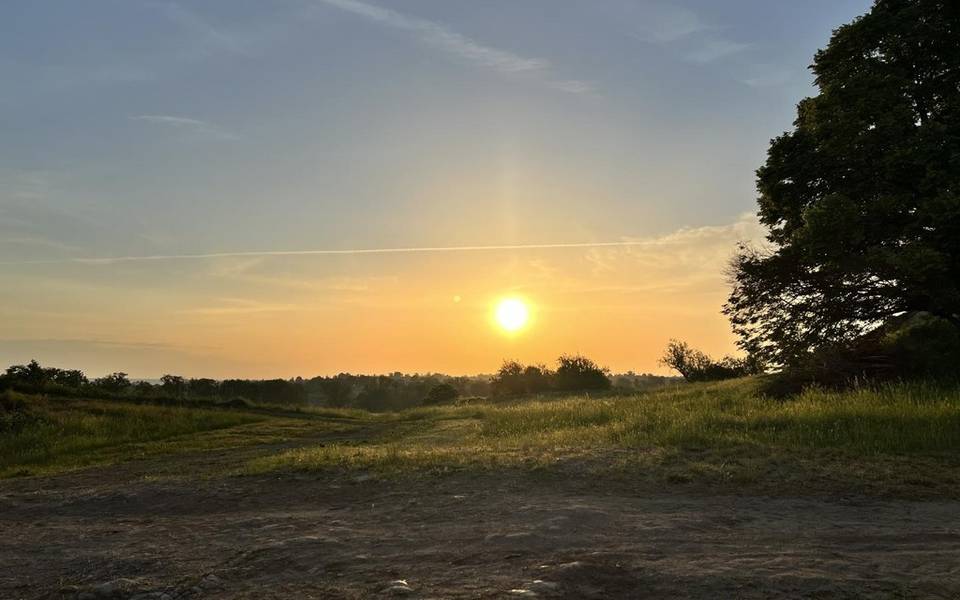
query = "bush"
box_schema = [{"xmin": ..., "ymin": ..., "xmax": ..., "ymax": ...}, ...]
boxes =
[
  {"xmin": 491, "ymin": 355, "xmax": 611, "ymax": 397},
  {"xmin": 759, "ymin": 313, "xmax": 960, "ymax": 397},
  {"xmin": 423, "ymin": 383, "xmax": 459, "ymax": 405},
  {"xmin": 554, "ymin": 355, "xmax": 611, "ymax": 392},
  {"xmin": 660, "ymin": 340, "xmax": 762, "ymax": 382}
]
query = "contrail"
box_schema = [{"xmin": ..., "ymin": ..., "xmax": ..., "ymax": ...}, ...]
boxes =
[{"xmin": 0, "ymin": 240, "xmax": 659, "ymax": 266}]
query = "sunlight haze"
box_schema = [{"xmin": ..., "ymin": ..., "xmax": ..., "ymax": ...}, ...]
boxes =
[{"xmin": 0, "ymin": 0, "xmax": 872, "ymax": 378}]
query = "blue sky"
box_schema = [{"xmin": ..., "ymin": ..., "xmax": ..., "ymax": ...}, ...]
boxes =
[{"xmin": 0, "ymin": 1, "xmax": 873, "ymax": 377}]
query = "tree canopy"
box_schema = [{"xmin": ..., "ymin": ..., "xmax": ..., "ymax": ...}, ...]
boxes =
[{"xmin": 725, "ymin": 0, "xmax": 960, "ymax": 366}]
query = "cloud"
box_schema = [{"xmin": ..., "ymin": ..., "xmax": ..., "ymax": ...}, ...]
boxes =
[
  {"xmin": 0, "ymin": 238, "xmax": 737, "ymax": 266},
  {"xmin": 633, "ymin": 4, "xmax": 747, "ymax": 65},
  {"xmin": 177, "ymin": 298, "xmax": 302, "ymax": 316},
  {"xmin": 0, "ymin": 213, "xmax": 769, "ymax": 268},
  {"xmin": 130, "ymin": 115, "xmax": 240, "ymax": 140},
  {"xmin": 741, "ymin": 65, "xmax": 800, "ymax": 88},
  {"xmin": 686, "ymin": 39, "xmax": 750, "ymax": 64},
  {"xmin": 0, "ymin": 235, "xmax": 79, "ymax": 253},
  {"xmin": 317, "ymin": 0, "xmax": 593, "ymax": 94},
  {"xmin": 0, "ymin": 338, "xmax": 191, "ymax": 350},
  {"xmin": 634, "ymin": 5, "xmax": 711, "ymax": 43},
  {"xmin": 581, "ymin": 213, "xmax": 766, "ymax": 290},
  {"xmin": 152, "ymin": 1, "xmax": 250, "ymax": 57}
]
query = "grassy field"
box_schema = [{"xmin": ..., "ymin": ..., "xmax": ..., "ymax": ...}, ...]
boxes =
[
  {"xmin": 4, "ymin": 380, "xmax": 960, "ymax": 496},
  {"xmin": 247, "ymin": 378, "xmax": 960, "ymax": 496},
  {"xmin": 0, "ymin": 391, "xmax": 367, "ymax": 478}
]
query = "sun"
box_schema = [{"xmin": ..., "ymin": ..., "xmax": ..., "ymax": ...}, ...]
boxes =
[{"xmin": 495, "ymin": 298, "xmax": 529, "ymax": 332}]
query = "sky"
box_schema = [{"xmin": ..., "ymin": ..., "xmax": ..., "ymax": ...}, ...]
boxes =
[{"xmin": 0, "ymin": 0, "xmax": 873, "ymax": 378}]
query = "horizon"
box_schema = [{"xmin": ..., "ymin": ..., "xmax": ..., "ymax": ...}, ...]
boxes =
[{"xmin": 1, "ymin": 0, "xmax": 872, "ymax": 378}]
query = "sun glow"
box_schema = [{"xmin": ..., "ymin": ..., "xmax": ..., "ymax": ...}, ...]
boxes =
[{"xmin": 495, "ymin": 298, "xmax": 530, "ymax": 332}]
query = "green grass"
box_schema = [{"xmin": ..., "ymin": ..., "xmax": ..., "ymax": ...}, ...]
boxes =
[
  {"xmin": 0, "ymin": 393, "xmax": 266, "ymax": 477},
  {"xmin": 6, "ymin": 380, "xmax": 960, "ymax": 497},
  {"xmin": 247, "ymin": 379, "xmax": 960, "ymax": 496}
]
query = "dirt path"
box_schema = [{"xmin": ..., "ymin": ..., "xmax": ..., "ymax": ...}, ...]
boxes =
[{"xmin": 2, "ymin": 430, "xmax": 959, "ymax": 599}]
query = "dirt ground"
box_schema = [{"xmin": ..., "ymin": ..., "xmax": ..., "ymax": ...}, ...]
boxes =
[{"xmin": 2, "ymin": 433, "xmax": 959, "ymax": 600}]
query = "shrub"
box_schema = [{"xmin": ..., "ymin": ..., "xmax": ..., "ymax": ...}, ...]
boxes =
[
  {"xmin": 423, "ymin": 383, "xmax": 459, "ymax": 406},
  {"xmin": 554, "ymin": 355, "xmax": 611, "ymax": 391},
  {"xmin": 660, "ymin": 340, "xmax": 762, "ymax": 382},
  {"xmin": 761, "ymin": 313, "xmax": 960, "ymax": 397}
]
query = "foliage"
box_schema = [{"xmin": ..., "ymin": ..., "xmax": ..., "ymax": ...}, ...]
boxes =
[
  {"xmin": 93, "ymin": 372, "xmax": 131, "ymax": 394},
  {"xmin": 3, "ymin": 360, "xmax": 89, "ymax": 392},
  {"xmin": 660, "ymin": 340, "xmax": 763, "ymax": 382},
  {"xmin": 491, "ymin": 355, "xmax": 612, "ymax": 397},
  {"xmin": 725, "ymin": 0, "xmax": 960, "ymax": 368},
  {"xmin": 760, "ymin": 313, "xmax": 960, "ymax": 397},
  {"xmin": 423, "ymin": 383, "xmax": 459, "ymax": 406},
  {"xmin": 490, "ymin": 361, "xmax": 551, "ymax": 397},
  {"xmin": 554, "ymin": 354, "xmax": 611, "ymax": 392}
]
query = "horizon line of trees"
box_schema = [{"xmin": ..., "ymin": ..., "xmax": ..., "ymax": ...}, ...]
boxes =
[{"xmin": 1, "ymin": 356, "xmax": 679, "ymax": 411}]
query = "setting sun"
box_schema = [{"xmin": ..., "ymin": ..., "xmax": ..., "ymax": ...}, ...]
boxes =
[{"xmin": 495, "ymin": 298, "xmax": 530, "ymax": 332}]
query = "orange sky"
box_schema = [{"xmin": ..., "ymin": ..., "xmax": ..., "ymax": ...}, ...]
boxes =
[{"xmin": 0, "ymin": 214, "xmax": 764, "ymax": 378}]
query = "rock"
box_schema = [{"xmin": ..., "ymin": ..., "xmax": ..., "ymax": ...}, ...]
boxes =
[
  {"xmin": 383, "ymin": 584, "xmax": 415, "ymax": 596},
  {"xmin": 383, "ymin": 580, "xmax": 415, "ymax": 596},
  {"xmin": 526, "ymin": 580, "xmax": 559, "ymax": 593},
  {"xmin": 199, "ymin": 574, "xmax": 223, "ymax": 590},
  {"xmin": 92, "ymin": 581, "xmax": 117, "ymax": 598},
  {"xmin": 89, "ymin": 578, "xmax": 140, "ymax": 598}
]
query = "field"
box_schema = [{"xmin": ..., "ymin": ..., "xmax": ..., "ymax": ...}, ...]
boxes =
[{"xmin": 3, "ymin": 379, "xmax": 960, "ymax": 598}]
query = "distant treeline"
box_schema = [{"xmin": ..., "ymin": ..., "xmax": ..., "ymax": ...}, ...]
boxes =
[
  {"xmin": 0, "ymin": 357, "xmax": 678, "ymax": 411},
  {"xmin": 489, "ymin": 355, "xmax": 675, "ymax": 397}
]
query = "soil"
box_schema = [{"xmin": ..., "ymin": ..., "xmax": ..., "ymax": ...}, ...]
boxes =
[{"xmin": 2, "ymin": 432, "xmax": 959, "ymax": 599}]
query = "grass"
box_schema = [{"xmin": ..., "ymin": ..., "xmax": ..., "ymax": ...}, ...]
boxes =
[
  {"xmin": 246, "ymin": 378, "xmax": 960, "ymax": 497},
  {"xmin": 5, "ymin": 380, "xmax": 960, "ymax": 497},
  {"xmin": 0, "ymin": 392, "xmax": 312, "ymax": 478}
]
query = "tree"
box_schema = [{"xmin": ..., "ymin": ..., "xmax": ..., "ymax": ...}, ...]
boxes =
[
  {"xmin": 188, "ymin": 378, "xmax": 219, "ymax": 398},
  {"xmin": 160, "ymin": 374, "xmax": 186, "ymax": 398},
  {"xmin": 491, "ymin": 360, "xmax": 526, "ymax": 397},
  {"xmin": 5, "ymin": 360, "xmax": 48, "ymax": 389},
  {"xmin": 50, "ymin": 369, "xmax": 87, "ymax": 388},
  {"xmin": 554, "ymin": 355, "xmax": 611, "ymax": 391},
  {"xmin": 659, "ymin": 340, "xmax": 711, "ymax": 380},
  {"xmin": 93, "ymin": 372, "xmax": 131, "ymax": 394},
  {"xmin": 521, "ymin": 364, "xmax": 553, "ymax": 394},
  {"xmin": 725, "ymin": 0, "xmax": 960, "ymax": 367},
  {"xmin": 423, "ymin": 383, "xmax": 459, "ymax": 405},
  {"xmin": 659, "ymin": 340, "xmax": 761, "ymax": 382}
]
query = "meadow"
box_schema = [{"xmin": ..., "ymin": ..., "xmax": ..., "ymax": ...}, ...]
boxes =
[{"xmin": 5, "ymin": 379, "xmax": 959, "ymax": 497}]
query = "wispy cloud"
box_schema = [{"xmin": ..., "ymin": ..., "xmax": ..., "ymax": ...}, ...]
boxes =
[
  {"xmin": 741, "ymin": 65, "xmax": 800, "ymax": 88},
  {"xmin": 317, "ymin": 0, "xmax": 593, "ymax": 94},
  {"xmin": 0, "ymin": 235, "xmax": 79, "ymax": 253},
  {"xmin": 633, "ymin": 3, "xmax": 747, "ymax": 65},
  {"xmin": 0, "ymin": 337, "xmax": 192, "ymax": 350},
  {"xmin": 634, "ymin": 5, "xmax": 711, "ymax": 43},
  {"xmin": 0, "ymin": 215, "xmax": 768, "ymax": 267},
  {"xmin": 178, "ymin": 298, "xmax": 302, "ymax": 316},
  {"xmin": 0, "ymin": 239, "xmax": 717, "ymax": 266},
  {"xmin": 152, "ymin": 1, "xmax": 250, "ymax": 57},
  {"xmin": 686, "ymin": 39, "xmax": 750, "ymax": 64},
  {"xmin": 130, "ymin": 115, "xmax": 240, "ymax": 140}
]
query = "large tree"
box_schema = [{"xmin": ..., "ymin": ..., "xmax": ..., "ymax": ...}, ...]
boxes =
[{"xmin": 725, "ymin": 0, "xmax": 960, "ymax": 366}]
